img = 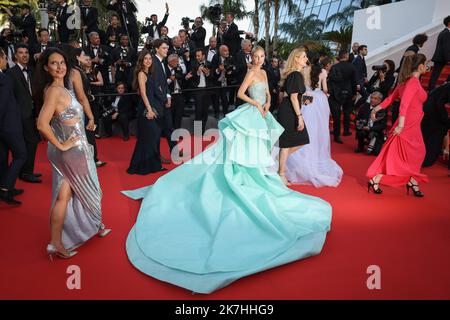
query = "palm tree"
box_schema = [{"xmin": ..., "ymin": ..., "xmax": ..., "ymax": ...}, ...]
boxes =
[
  {"xmin": 200, "ymin": 0, "xmax": 248, "ymax": 36},
  {"xmin": 252, "ymin": 0, "xmax": 260, "ymax": 40},
  {"xmin": 325, "ymin": 0, "xmax": 381, "ymax": 29},
  {"xmin": 264, "ymin": 0, "xmax": 270, "ymax": 55},
  {"xmin": 279, "ymin": 9, "xmax": 324, "ymax": 44},
  {"xmin": 322, "ymin": 25, "xmax": 353, "ymax": 52},
  {"xmin": 273, "ymin": 0, "xmax": 301, "ymax": 53}
]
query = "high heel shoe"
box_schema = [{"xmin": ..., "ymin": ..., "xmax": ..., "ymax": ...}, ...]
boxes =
[
  {"xmin": 97, "ymin": 226, "xmax": 112, "ymax": 238},
  {"xmin": 368, "ymin": 179, "xmax": 382, "ymax": 194},
  {"xmin": 406, "ymin": 180, "xmax": 424, "ymax": 197},
  {"xmin": 278, "ymin": 172, "xmax": 292, "ymax": 186},
  {"xmin": 46, "ymin": 244, "xmax": 78, "ymax": 261}
]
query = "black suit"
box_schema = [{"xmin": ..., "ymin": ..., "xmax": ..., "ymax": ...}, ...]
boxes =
[
  {"xmin": 10, "ymin": 14, "xmax": 38, "ymax": 47},
  {"xmin": 265, "ymin": 64, "xmax": 281, "ymax": 112},
  {"xmin": 103, "ymin": 94, "xmax": 135, "ymax": 138},
  {"xmin": 355, "ymin": 103, "xmax": 387, "ymax": 154},
  {"xmin": 30, "ymin": 41, "xmax": 55, "ymax": 66},
  {"xmin": 107, "ymin": 0, "xmax": 139, "ymax": 49},
  {"xmin": 84, "ymin": 44, "xmax": 112, "ymax": 86},
  {"xmin": 223, "ymin": 23, "xmax": 240, "ymax": 55},
  {"xmin": 421, "ymin": 82, "xmax": 450, "ymax": 167},
  {"xmin": 189, "ymin": 60, "xmax": 215, "ymax": 133},
  {"xmin": 6, "ymin": 64, "xmax": 38, "ymax": 176},
  {"xmin": 328, "ymin": 61, "xmax": 357, "ymax": 138},
  {"xmin": 81, "ymin": 6, "xmax": 99, "ymax": 34},
  {"xmin": 112, "ymin": 46, "xmax": 136, "ymax": 88},
  {"xmin": 56, "ymin": 3, "xmax": 74, "ymax": 43},
  {"xmin": 211, "ymin": 54, "xmax": 236, "ymax": 115},
  {"xmin": 141, "ymin": 13, "xmax": 169, "ymax": 40},
  {"xmin": 165, "ymin": 63, "xmax": 187, "ymax": 130},
  {"xmin": 352, "ymin": 55, "xmax": 369, "ymax": 109},
  {"xmin": 152, "ymin": 55, "xmax": 176, "ymax": 151},
  {"xmin": 429, "ymin": 28, "xmax": 450, "ymax": 91},
  {"xmin": 0, "ymin": 71, "xmax": 27, "ymax": 190},
  {"xmin": 190, "ymin": 26, "xmax": 206, "ymax": 49}
]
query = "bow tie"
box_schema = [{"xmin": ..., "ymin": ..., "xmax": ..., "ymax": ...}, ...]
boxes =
[
  {"xmin": 23, "ymin": 67, "xmax": 29, "ymax": 72},
  {"xmin": 92, "ymin": 46, "xmax": 99, "ymax": 50}
]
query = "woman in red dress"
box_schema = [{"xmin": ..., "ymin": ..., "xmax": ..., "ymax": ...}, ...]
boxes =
[{"xmin": 366, "ymin": 54, "xmax": 428, "ymax": 197}]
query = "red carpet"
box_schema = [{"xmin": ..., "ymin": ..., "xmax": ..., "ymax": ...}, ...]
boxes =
[{"xmin": 1, "ymin": 135, "xmax": 449, "ymax": 300}]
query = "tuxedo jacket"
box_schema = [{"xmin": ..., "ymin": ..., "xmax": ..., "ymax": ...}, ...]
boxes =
[
  {"xmin": 141, "ymin": 13, "xmax": 169, "ymax": 39},
  {"xmin": 10, "ymin": 14, "xmax": 38, "ymax": 46},
  {"xmin": 188, "ymin": 60, "xmax": 215, "ymax": 88},
  {"xmin": 432, "ymin": 28, "xmax": 450, "ymax": 63},
  {"xmin": 81, "ymin": 6, "xmax": 100, "ymax": 33},
  {"xmin": 223, "ymin": 22, "xmax": 240, "ymax": 55},
  {"xmin": 0, "ymin": 71, "xmax": 22, "ymax": 133},
  {"xmin": 151, "ymin": 55, "xmax": 170, "ymax": 111},
  {"xmin": 107, "ymin": 0, "xmax": 138, "ymax": 27},
  {"xmin": 352, "ymin": 55, "xmax": 367, "ymax": 86},
  {"xmin": 235, "ymin": 50, "xmax": 251, "ymax": 84},
  {"xmin": 210, "ymin": 54, "xmax": 237, "ymax": 85},
  {"xmin": 6, "ymin": 64, "xmax": 34, "ymax": 119},
  {"xmin": 190, "ymin": 26, "xmax": 206, "ymax": 49},
  {"xmin": 356, "ymin": 102, "xmax": 387, "ymax": 132},
  {"xmin": 328, "ymin": 61, "xmax": 357, "ymax": 102}
]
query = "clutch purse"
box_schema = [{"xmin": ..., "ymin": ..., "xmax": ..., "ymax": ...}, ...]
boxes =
[
  {"xmin": 143, "ymin": 107, "xmax": 159, "ymax": 118},
  {"xmin": 302, "ymin": 95, "xmax": 313, "ymax": 104}
]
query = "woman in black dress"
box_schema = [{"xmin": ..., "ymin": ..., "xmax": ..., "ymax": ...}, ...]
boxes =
[
  {"xmin": 127, "ymin": 50, "xmax": 166, "ymax": 175},
  {"xmin": 277, "ymin": 47, "xmax": 311, "ymax": 186}
]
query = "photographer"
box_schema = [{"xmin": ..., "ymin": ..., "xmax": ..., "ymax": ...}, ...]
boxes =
[
  {"xmin": 221, "ymin": 13, "xmax": 240, "ymax": 56},
  {"xmin": 107, "ymin": 0, "xmax": 139, "ymax": 49},
  {"xmin": 187, "ymin": 48, "xmax": 215, "ymax": 134},
  {"xmin": 169, "ymin": 35, "xmax": 190, "ymax": 71},
  {"xmin": 102, "ymin": 82, "xmax": 135, "ymax": 140},
  {"xmin": 30, "ymin": 28, "xmax": 55, "ymax": 65},
  {"xmin": 178, "ymin": 29, "xmax": 195, "ymax": 59},
  {"xmin": 141, "ymin": 2, "xmax": 169, "ymax": 41},
  {"xmin": 80, "ymin": 0, "xmax": 101, "ymax": 42},
  {"xmin": 189, "ymin": 17, "xmax": 206, "ymax": 50},
  {"xmin": 211, "ymin": 44, "xmax": 236, "ymax": 116},
  {"xmin": 367, "ymin": 59, "xmax": 396, "ymax": 99},
  {"xmin": 3, "ymin": 4, "xmax": 38, "ymax": 47},
  {"xmin": 105, "ymin": 14, "xmax": 124, "ymax": 48},
  {"xmin": 84, "ymin": 31, "xmax": 112, "ymax": 88},
  {"xmin": 54, "ymin": 0, "xmax": 74, "ymax": 44},
  {"xmin": 0, "ymin": 28, "xmax": 16, "ymax": 69},
  {"xmin": 111, "ymin": 34, "xmax": 136, "ymax": 89},
  {"xmin": 235, "ymin": 39, "xmax": 253, "ymax": 85},
  {"xmin": 355, "ymin": 92, "xmax": 387, "ymax": 155},
  {"xmin": 205, "ymin": 36, "xmax": 217, "ymax": 63},
  {"xmin": 166, "ymin": 54, "xmax": 187, "ymax": 130}
]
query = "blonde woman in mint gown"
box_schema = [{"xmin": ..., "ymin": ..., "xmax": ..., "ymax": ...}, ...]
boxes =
[{"xmin": 123, "ymin": 46, "xmax": 332, "ymax": 294}]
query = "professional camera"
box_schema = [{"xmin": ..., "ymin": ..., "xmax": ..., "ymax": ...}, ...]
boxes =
[
  {"xmin": 208, "ymin": 4, "xmax": 222, "ymax": 25},
  {"xmin": 223, "ymin": 58, "xmax": 236, "ymax": 73},
  {"xmin": 372, "ymin": 65, "xmax": 387, "ymax": 72},
  {"xmin": 356, "ymin": 119, "xmax": 368, "ymax": 130},
  {"xmin": 181, "ymin": 17, "xmax": 194, "ymax": 30}
]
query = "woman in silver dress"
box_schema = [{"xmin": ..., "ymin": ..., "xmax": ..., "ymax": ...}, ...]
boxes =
[{"xmin": 37, "ymin": 48, "xmax": 110, "ymax": 260}]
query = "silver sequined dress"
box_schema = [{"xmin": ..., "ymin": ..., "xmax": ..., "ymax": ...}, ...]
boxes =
[{"xmin": 47, "ymin": 87, "xmax": 103, "ymax": 250}]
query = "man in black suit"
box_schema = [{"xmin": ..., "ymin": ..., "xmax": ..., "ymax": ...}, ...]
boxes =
[
  {"xmin": 328, "ymin": 50, "xmax": 357, "ymax": 144},
  {"xmin": 141, "ymin": 3, "xmax": 169, "ymax": 42},
  {"xmin": 55, "ymin": 0, "xmax": 74, "ymax": 44},
  {"xmin": 211, "ymin": 45, "xmax": 236, "ymax": 116},
  {"xmin": 6, "ymin": 44, "xmax": 41, "ymax": 183},
  {"xmin": 233, "ymin": 39, "xmax": 253, "ymax": 106},
  {"xmin": 348, "ymin": 42, "xmax": 359, "ymax": 63},
  {"xmin": 428, "ymin": 16, "xmax": 450, "ymax": 91},
  {"xmin": 0, "ymin": 48, "xmax": 27, "ymax": 205},
  {"xmin": 0, "ymin": 28, "xmax": 17, "ymax": 70},
  {"xmin": 103, "ymin": 82, "xmax": 135, "ymax": 140},
  {"xmin": 395, "ymin": 33, "xmax": 428, "ymax": 75},
  {"xmin": 4, "ymin": 4, "xmax": 38, "ymax": 48},
  {"xmin": 221, "ymin": 13, "xmax": 241, "ymax": 56},
  {"xmin": 352, "ymin": 44, "xmax": 369, "ymax": 112},
  {"xmin": 355, "ymin": 92, "xmax": 387, "ymax": 155},
  {"xmin": 166, "ymin": 54, "xmax": 187, "ymax": 130},
  {"xmin": 153, "ymin": 39, "xmax": 177, "ymax": 159},
  {"xmin": 84, "ymin": 31, "xmax": 111, "ymax": 87},
  {"xmin": 187, "ymin": 48, "xmax": 215, "ymax": 134},
  {"xmin": 107, "ymin": 0, "xmax": 139, "ymax": 49},
  {"xmin": 111, "ymin": 34, "xmax": 136, "ymax": 89},
  {"xmin": 178, "ymin": 29, "xmax": 196, "ymax": 59},
  {"xmin": 265, "ymin": 57, "xmax": 281, "ymax": 112},
  {"xmin": 189, "ymin": 17, "xmax": 206, "ymax": 49},
  {"xmin": 30, "ymin": 28, "xmax": 55, "ymax": 66},
  {"xmin": 80, "ymin": 0, "xmax": 101, "ymax": 42},
  {"xmin": 205, "ymin": 36, "xmax": 218, "ymax": 63}
]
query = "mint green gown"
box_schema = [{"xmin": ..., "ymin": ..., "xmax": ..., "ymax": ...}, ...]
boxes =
[{"xmin": 123, "ymin": 82, "xmax": 332, "ymax": 294}]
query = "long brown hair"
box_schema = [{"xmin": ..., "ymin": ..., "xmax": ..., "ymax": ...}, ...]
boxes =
[
  {"xmin": 397, "ymin": 53, "xmax": 426, "ymax": 84},
  {"xmin": 132, "ymin": 49, "xmax": 153, "ymax": 92}
]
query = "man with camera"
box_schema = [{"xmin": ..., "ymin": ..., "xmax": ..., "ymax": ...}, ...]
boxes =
[
  {"xmin": 107, "ymin": 0, "xmax": 139, "ymax": 49},
  {"xmin": 187, "ymin": 48, "xmax": 215, "ymax": 134},
  {"xmin": 205, "ymin": 36, "xmax": 217, "ymax": 63},
  {"xmin": 355, "ymin": 91, "xmax": 387, "ymax": 155},
  {"xmin": 189, "ymin": 17, "xmax": 206, "ymax": 50},
  {"xmin": 169, "ymin": 36, "xmax": 191, "ymax": 72},
  {"xmin": 328, "ymin": 50, "xmax": 357, "ymax": 144},
  {"xmin": 178, "ymin": 29, "xmax": 195, "ymax": 60},
  {"xmin": 84, "ymin": 31, "xmax": 111, "ymax": 88},
  {"xmin": 166, "ymin": 54, "xmax": 187, "ymax": 130},
  {"xmin": 141, "ymin": 2, "xmax": 169, "ymax": 42},
  {"xmin": 80, "ymin": 0, "xmax": 101, "ymax": 43},
  {"xmin": 111, "ymin": 34, "xmax": 136, "ymax": 89},
  {"xmin": 30, "ymin": 28, "xmax": 55, "ymax": 65},
  {"xmin": 102, "ymin": 82, "xmax": 135, "ymax": 141},
  {"xmin": 0, "ymin": 28, "xmax": 17, "ymax": 69},
  {"xmin": 211, "ymin": 45, "xmax": 236, "ymax": 117},
  {"xmin": 221, "ymin": 13, "xmax": 240, "ymax": 56},
  {"xmin": 106, "ymin": 14, "xmax": 124, "ymax": 48},
  {"xmin": 3, "ymin": 4, "xmax": 38, "ymax": 48}
]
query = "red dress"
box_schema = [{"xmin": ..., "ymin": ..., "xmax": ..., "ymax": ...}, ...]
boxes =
[{"xmin": 366, "ymin": 76, "xmax": 428, "ymax": 187}]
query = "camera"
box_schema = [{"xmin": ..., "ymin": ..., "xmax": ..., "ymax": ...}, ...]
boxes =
[
  {"xmin": 181, "ymin": 17, "xmax": 194, "ymax": 30},
  {"xmin": 208, "ymin": 4, "xmax": 222, "ymax": 25},
  {"xmin": 101, "ymin": 107, "xmax": 117, "ymax": 119},
  {"xmin": 356, "ymin": 119, "xmax": 368, "ymax": 130},
  {"xmin": 372, "ymin": 65, "xmax": 387, "ymax": 72},
  {"xmin": 223, "ymin": 58, "xmax": 236, "ymax": 73}
]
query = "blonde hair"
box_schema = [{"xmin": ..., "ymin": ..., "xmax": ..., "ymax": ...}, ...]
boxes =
[
  {"xmin": 281, "ymin": 47, "xmax": 307, "ymax": 84},
  {"xmin": 251, "ymin": 45, "xmax": 265, "ymax": 59}
]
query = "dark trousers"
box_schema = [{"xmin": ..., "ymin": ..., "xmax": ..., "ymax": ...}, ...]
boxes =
[
  {"xmin": 356, "ymin": 129, "xmax": 384, "ymax": 154},
  {"xmin": 0, "ymin": 131, "xmax": 27, "ymax": 190},
  {"xmin": 161, "ymin": 106, "xmax": 176, "ymax": 151},
  {"xmin": 171, "ymin": 94, "xmax": 186, "ymax": 130},
  {"xmin": 20, "ymin": 117, "xmax": 39, "ymax": 175},
  {"xmin": 212, "ymin": 87, "xmax": 230, "ymax": 115},
  {"xmin": 329, "ymin": 96, "xmax": 354, "ymax": 138},
  {"xmin": 428, "ymin": 62, "xmax": 446, "ymax": 91},
  {"xmin": 194, "ymin": 90, "xmax": 213, "ymax": 134},
  {"xmin": 355, "ymin": 87, "xmax": 369, "ymax": 111},
  {"xmin": 270, "ymin": 91, "xmax": 279, "ymax": 112},
  {"xmin": 103, "ymin": 112, "xmax": 133, "ymax": 138}
]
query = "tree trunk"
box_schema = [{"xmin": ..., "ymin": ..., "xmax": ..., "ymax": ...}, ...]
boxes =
[
  {"xmin": 253, "ymin": 0, "xmax": 260, "ymax": 40},
  {"xmin": 273, "ymin": 0, "xmax": 279, "ymax": 53},
  {"xmin": 264, "ymin": 0, "xmax": 270, "ymax": 56}
]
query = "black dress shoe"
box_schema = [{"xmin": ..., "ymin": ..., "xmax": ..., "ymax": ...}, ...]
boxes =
[
  {"xmin": 12, "ymin": 188, "xmax": 24, "ymax": 196},
  {"xmin": 20, "ymin": 174, "xmax": 42, "ymax": 183},
  {"xmin": 0, "ymin": 190, "xmax": 22, "ymax": 205},
  {"xmin": 354, "ymin": 148, "xmax": 363, "ymax": 153},
  {"xmin": 334, "ymin": 138, "xmax": 344, "ymax": 144},
  {"xmin": 33, "ymin": 173, "xmax": 42, "ymax": 178},
  {"xmin": 343, "ymin": 131, "xmax": 352, "ymax": 136},
  {"xmin": 123, "ymin": 136, "xmax": 130, "ymax": 141}
]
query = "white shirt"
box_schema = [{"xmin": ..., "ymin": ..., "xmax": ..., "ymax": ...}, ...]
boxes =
[
  {"xmin": 207, "ymin": 48, "xmax": 216, "ymax": 62},
  {"xmin": 152, "ymin": 25, "xmax": 160, "ymax": 39},
  {"xmin": 197, "ymin": 60, "xmax": 206, "ymax": 88},
  {"xmin": 112, "ymin": 96, "xmax": 120, "ymax": 110},
  {"xmin": 7, "ymin": 44, "xmax": 15, "ymax": 68}
]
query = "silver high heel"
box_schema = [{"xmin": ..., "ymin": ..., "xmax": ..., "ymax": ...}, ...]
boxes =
[
  {"xmin": 46, "ymin": 244, "xmax": 78, "ymax": 261},
  {"xmin": 97, "ymin": 225, "xmax": 112, "ymax": 238}
]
